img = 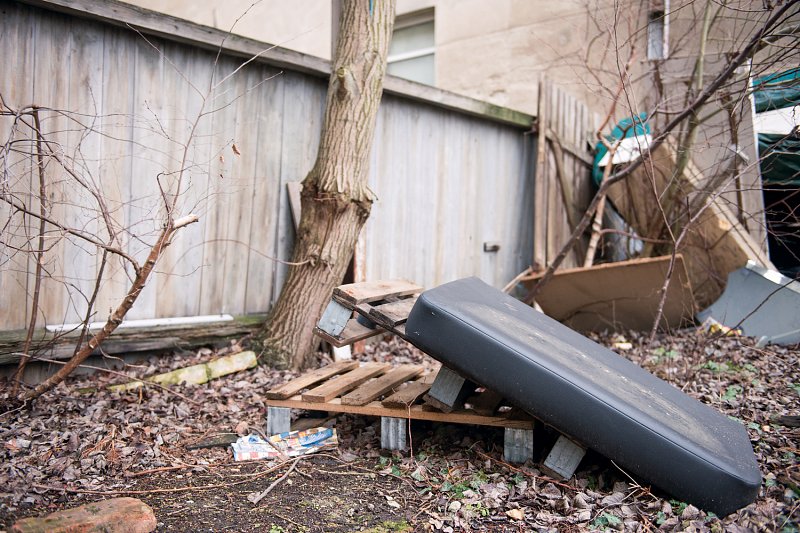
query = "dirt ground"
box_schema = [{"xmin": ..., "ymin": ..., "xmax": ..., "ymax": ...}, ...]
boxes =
[{"xmin": 1, "ymin": 331, "xmax": 798, "ymax": 532}]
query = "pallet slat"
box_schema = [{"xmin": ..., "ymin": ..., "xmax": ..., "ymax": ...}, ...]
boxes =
[
  {"xmin": 267, "ymin": 396, "xmax": 535, "ymax": 430},
  {"xmin": 381, "ymin": 373, "xmax": 435, "ymax": 408},
  {"xmin": 341, "ymin": 365, "xmax": 423, "ymax": 406},
  {"xmin": 333, "ymin": 279, "xmax": 422, "ymax": 305},
  {"xmin": 302, "ymin": 363, "xmax": 390, "ymax": 403},
  {"xmin": 368, "ymin": 297, "xmax": 417, "ymax": 327},
  {"xmin": 265, "ymin": 361, "xmax": 359, "ymax": 400},
  {"xmin": 314, "ymin": 318, "xmax": 383, "ymax": 348}
]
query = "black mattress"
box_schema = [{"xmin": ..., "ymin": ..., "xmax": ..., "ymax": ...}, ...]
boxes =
[{"xmin": 405, "ymin": 277, "xmax": 760, "ymax": 516}]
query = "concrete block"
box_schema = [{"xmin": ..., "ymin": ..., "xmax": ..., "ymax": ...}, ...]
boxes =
[
  {"xmin": 543, "ymin": 435, "xmax": 586, "ymax": 479},
  {"xmin": 424, "ymin": 366, "xmax": 472, "ymax": 412},
  {"xmin": 380, "ymin": 416, "xmax": 407, "ymax": 451},
  {"xmin": 318, "ymin": 299, "xmax": 352, "ymax": 337},
  {"xmin": 266, "ymin": 406, "xmax": 291, "ymax": 436},
  {"xmin": 503, "ymin": 427, "xmax": 534, "ymax": 463}
]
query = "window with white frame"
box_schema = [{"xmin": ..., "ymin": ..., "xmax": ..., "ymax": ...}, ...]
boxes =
[
  {"xmin": 647, "ymin": 0, "xmax": 669, "ymax": 60},
  {"xmin": 387, "ymin": 9, "xmax": 435, "ymax": 85}
]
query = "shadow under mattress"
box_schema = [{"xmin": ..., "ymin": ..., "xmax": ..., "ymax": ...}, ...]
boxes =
[{"xmin": 404, "ymin": 277, "xmax": 760, "ymax": 516}]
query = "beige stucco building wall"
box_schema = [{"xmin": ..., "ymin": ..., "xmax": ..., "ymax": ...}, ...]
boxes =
[{"xmin": 126, "ymin": 0, "xmax": 334, "ymax": 59}]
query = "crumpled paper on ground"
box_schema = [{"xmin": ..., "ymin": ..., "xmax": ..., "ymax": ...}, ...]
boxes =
[{"xmin": 231, "ymin": 427, "xmax": 338, "ymax": 461}]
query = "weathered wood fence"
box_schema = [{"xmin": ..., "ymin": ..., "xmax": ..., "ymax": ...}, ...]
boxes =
[
  {"xmin": 1, "ymin": 0, "xmax": 595, "ymax": 334},
  {"xmin": 533, "ymin": 79, "xmax": 599, "ymax": 269}
]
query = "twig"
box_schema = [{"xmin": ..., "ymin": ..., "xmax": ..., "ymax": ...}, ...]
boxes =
[
  {"xmin": 13, "ymin": 108, "xmax": 47, "ymax": 392},
  {"xmin": 314, "ymin": 452, "xmax": 420, "ymax": 491},
  {"xmin": 126, "ymin": 465, "xmax": 201, "ymax": 477},
  {"xmin": 502, "ymin": 266, "xmax": 534, "ymax": 294},
  {"xmin": 583, "ymin": 193, "xmax": 607, "ymax": 268},
  {"xmin": 71, "ymin": 250, "xmax": 109, "ymax": 372},
  {"xmin": 248, "ymin": 457, "xmax": 300, "ymax": 505},
  {"xmin": 610, "ymin": 459, "xmax": 653, "ymax": 501},
  {"xmin": 412, "ymin": 501, "xmax": 435, "ymax": 522},
  {"xmin": 0, "ymin": 195, "xmax": 141, "ymax": 272},
  {"xmin": 33, "ymin": 457, "xmax": 304, "ymax": 496},
  {"xmin": 21, "ymin": 216, "xmax": 189, "ymax": 401},
  {"xmin": 647, "ymin": 157, "xmax": 764, "ymax": 344},
  {"xmin": 314, "ymin": 469, "xmax": 375, "ymax": 477},
  {"xmin": 253, "ymin": 508, "xmax": 306, "ymax": 530}
]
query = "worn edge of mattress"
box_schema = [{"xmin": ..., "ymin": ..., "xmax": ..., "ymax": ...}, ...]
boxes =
[{"xmin": 411, "ymin": 291, "xmax": 759, "ymax": 488}]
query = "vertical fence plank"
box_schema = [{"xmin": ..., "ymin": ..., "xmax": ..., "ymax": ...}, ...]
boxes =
[
  {"xmin": 244, "ymin": 65, "xmax": 286, "ymax": 313},
  {"xmin": 0, "ymin": 4, "xmax": 36, "ymax": 330},
  {"xmin": 94, "ymin": 24, "xmax": 139, "ymax": 323},
  {"xmin": 534, "ymin": 81, "xmax": 596, "ymax": 272}
]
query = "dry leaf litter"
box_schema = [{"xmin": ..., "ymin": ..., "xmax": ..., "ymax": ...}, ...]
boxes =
[{"xmin": 0, "ymin": 331, "xmax": 797, "ymax": 532}]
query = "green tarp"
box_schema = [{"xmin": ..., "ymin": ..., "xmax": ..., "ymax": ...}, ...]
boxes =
[
  {"xmin": 759, "ymin": 132, "xmax": 800, "ymax": 185},
  {"xmin": 753, "ymin": 68, "xmax": 800, "ymax": 114},
  {"xmin": 754, "ymin": 69, "xmax": 800, "ymax": 185},
  {"xmin": 592, "ymin": 113, "xmax": 650, "ymax": 186}
]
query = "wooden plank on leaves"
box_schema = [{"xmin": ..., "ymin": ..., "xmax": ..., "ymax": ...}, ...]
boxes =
[
  {"xmin": 333, "ymin": 279, "xmax": 422, "ymax": 306},
  {"xmin": 341, "ymin": 365, "xmax": 423, "ymax": 406},
  {"xmin": 301, "ymin": 363, "xmax": 390, "ymax": 403},
  {"xmin": 368, "ymin": 297, "xmax": 417, "ymax": 327},
  {"xmin": 265, "ymin": 360, "xmax": 359, "ymax": 400}
]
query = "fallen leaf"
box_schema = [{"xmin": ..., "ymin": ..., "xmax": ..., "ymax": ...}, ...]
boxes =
[
  {"xmin": 506, "ymin": 508, "xmax": 525, "ymax": 520},
  {"xmin": 385, "ymin": 495, "xmax": 401, "ymax": 509}
]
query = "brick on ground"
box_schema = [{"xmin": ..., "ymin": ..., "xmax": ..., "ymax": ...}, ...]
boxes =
[{"xmin": 11, "ymin": 497, "xmax": 156, "ymax": 533}]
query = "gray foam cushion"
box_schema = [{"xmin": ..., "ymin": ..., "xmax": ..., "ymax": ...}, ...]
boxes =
[{"xmin": 405, "ymin": 277, "xmax": 760, "ymax": 516}]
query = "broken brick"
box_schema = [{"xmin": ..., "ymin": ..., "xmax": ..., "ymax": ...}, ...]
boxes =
[{"xmin": 11, "ymin": 497, "xmax": 156, "ymax": 533}]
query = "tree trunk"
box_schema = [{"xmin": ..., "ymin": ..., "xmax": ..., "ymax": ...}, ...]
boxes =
[{"xmin": 259, "ymin": 0, "xmax": 395, "ymax": 369}]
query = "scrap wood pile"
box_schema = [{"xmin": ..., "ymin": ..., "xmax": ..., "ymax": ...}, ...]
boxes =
[
  {"xmin": 520, "ymin": 141, "xmax": 794, "ymax": 339},
  {"xmin": 1, "ymin": 320, "xmax": 797, "ymax": 530}
]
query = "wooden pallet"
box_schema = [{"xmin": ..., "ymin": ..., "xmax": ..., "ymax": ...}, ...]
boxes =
[
  {"xmin": 265, "ymin": 363, "xmax": 534, "ymax": 431},
  {"xmin": 314, "ymin": 279, "xmax": 422, "ymax": 347}
]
